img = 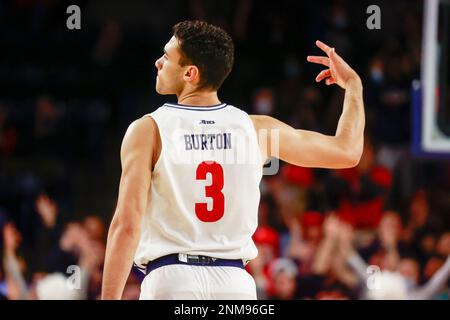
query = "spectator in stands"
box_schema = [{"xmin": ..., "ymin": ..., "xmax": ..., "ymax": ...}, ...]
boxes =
[
  {"xmin": 247, "ymin": 226, "xmax": 280, "ymax": 299},
  {"xmin": 267, "ymin": 258, "xmax": 300, "ymax": 300},
  {"xmin": 326, "ymin": 137, "xmax": 392, "ymax": 229}
]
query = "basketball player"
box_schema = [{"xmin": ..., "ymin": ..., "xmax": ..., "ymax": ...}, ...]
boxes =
[{"xmin": 101, "ymin": 20, "xmax": 364, "ymax": 300}]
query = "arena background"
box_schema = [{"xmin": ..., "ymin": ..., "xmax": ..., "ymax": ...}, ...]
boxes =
[{"xmin": 0, "ymin": 0, "xmax": 449, "ymax": 300}]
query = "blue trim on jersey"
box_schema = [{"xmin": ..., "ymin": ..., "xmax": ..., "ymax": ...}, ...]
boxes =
[{"xmin": 163, "ymin": 102, "xmax": 228, "ymax": 111}]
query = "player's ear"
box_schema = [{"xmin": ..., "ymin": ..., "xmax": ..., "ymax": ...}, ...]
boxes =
[{"xmin": 183, "ymin": 66, "xmax": 200, "ymax": 84}]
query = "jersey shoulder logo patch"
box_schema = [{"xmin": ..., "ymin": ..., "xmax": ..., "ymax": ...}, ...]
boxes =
[{"xmin": 198, "ymin": 120, "xmax": 215, "ymax": 125}]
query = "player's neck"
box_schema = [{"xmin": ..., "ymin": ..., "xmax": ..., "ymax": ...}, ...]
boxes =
[{"xmin": 177, "ymin": 89, "xmax": 221, "ymax": 107}]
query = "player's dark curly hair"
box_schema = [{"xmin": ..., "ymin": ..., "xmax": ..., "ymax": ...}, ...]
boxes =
[{"xmin": 172, "ymin": 20, "xmax": 234, "ymax": 90}]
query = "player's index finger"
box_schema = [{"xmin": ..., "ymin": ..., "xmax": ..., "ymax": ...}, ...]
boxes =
[
  {"xmin": 307, "ymin": 56, "xmax": 330, "ymax": 67},
  {"xmin": 316, "ymin": 40, "xmax": 332, "ymax": 54}
]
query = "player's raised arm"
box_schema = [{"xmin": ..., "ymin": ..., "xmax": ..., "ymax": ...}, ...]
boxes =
[
  {"xmin": 101, "ymin": 117, "xmax": 157, "ymax": 299},
  {"xmin": 251, "ymin": 40, "xmax": 365, "ymax": 169}
]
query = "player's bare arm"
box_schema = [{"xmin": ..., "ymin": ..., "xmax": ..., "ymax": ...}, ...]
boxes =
[
  {"xmin": 251, "ymin": 40, "xmax": 365, "ymax": 169},
  {"xmin": 101, "ymin": 117, "xmax": 158, "ymax": 299}
]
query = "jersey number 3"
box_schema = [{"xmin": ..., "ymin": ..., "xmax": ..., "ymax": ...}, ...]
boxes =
[{"xmin": 195, "ymin": 161, "xmax": 224, "ymax": 222}]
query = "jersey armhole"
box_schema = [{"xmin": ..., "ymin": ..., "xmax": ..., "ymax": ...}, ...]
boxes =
[
  {"xmin": 142, "ymin": 114, "xmax": 163, "ymax": 172},
  {"xmin": 246, "ymin": 114, "xmax": 267, "ymax": 167}
]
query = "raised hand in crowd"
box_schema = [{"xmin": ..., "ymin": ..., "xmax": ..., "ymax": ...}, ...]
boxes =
[{"xmin": 35, "ymin": 193, "xmax": 58, "ymax": 229}]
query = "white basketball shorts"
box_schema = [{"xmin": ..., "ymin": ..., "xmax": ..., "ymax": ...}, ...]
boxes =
[{"xmin": 139, "ymin": 264, "xmax": 257, "ymax": 300}]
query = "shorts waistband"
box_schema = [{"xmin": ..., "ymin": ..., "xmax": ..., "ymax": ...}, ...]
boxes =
[{"xmin": 145, "ymin": 254, "xmax": 244, "ymax": 275}]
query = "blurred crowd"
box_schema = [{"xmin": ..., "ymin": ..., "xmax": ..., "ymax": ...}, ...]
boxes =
[
  {"xmin": 247, "ymin": 156, "xmax": 450, "ymax": 300},
  {"xmin": 1, "ymin": 0, "xmax": 449, "ymax": 299}
]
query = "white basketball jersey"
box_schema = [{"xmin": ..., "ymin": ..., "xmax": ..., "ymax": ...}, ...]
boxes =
[{"xmin": 134, "ymin": 102, "xmax": 263, "ymax": 270}]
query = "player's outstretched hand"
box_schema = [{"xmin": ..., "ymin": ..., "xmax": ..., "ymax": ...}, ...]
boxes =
[{"xmin": 307, "ymin": 40, "xmax": 360, "ymax": 89}]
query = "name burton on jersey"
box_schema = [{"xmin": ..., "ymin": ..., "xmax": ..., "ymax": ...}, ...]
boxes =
[{"xmin": 184, "ymin": 133, "xmax": 232, "ymax": 150}]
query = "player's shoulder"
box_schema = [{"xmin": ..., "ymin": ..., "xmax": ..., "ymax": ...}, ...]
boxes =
[
  {"xmin": 130, "ymin": 115, "xmax": 157, "ymax": 131},
  {"xmin": 123, "ymin": 116, "xmax": 158, "ymax": 144},
  {"xmin": 120, "ymin": 116, "xmax": 159, "ymax": 159}
]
